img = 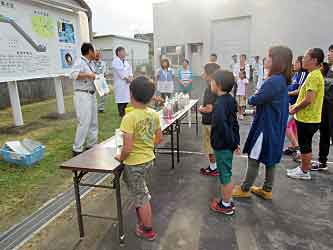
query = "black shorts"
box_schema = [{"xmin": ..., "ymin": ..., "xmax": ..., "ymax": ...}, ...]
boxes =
[
  {"xmin": 296, "ymin": 121, "xmax": 320, "ymax": 154},
  {"xmin": 117, "ymin": 103, "xmax": 128, "ymax": 117}
]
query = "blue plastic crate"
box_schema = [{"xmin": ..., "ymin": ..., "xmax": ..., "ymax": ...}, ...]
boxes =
[{"xmin": 0, "ymin": 145, "xmax": 45, "ymax": 167}]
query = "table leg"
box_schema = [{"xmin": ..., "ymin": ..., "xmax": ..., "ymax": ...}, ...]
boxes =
[
  {"xmin": 114, "ymin": 168, "xmax": 125, "ymax": 244},
  {"xmin": 195, "ymin": 103, "xmax": 199, "ymax": 136},
  {"xmin": 176, "ymin": 121, "xmax": 180, "ymax": 163},
  {"xmin": 170, "ymin": 124, "xmax": 175, "ymax": 169},
  {"xmin": 73, "ymin": 171, "xmax": 84, "ymax": 238}
]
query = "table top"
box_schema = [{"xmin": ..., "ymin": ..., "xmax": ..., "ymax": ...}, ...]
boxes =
[
  {"xmin": 60, "ymin": 99, "xmax": 199, "ymax": 173},
  {"xmin": 160, "ymin": 99, "xmax": 199, "ymax": 131},
  {"xmin": 60, "ymin": 137, "xmax": 121, "ymax": 173}
]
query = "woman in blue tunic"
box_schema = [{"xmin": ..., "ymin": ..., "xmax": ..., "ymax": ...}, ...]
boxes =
[
  {"xmin": 233, "ymin": 46, "xmax": 293, "ymax": 200},
  {"xmin": 178, "ymin": 59, "xmax": 193, "ymax": 95}
]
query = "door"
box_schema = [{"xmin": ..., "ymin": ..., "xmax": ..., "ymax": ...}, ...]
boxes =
[
  {"xmin": 211, "ymin": 16, "xmax": 251, "ymax": 69},
  {"xmin": 189, "ymin": 44, "xmax": 203, "ymax": 76}
]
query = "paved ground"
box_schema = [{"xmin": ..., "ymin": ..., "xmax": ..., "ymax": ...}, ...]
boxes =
[
  {"xmin": 19, "ymin": 79, "xmax": 333, "ymax": 250},
  {"xmin": 20, "ymin": 116, "xmax": 333, "ymax": 250}
]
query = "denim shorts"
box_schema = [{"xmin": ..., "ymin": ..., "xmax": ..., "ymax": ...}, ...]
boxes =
[{"xmin": 123, "ymin": 161, "xmax": 153, "ymax": 207}]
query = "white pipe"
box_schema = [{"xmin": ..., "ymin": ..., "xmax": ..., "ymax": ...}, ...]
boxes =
[{"xmin": 29, "ymin": 0, "xmax": 88, "ymax": 13}]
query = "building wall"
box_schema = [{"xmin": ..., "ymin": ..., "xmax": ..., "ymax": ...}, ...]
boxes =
[
  {"xmin": 93, "ymin": 37, "xmax": 149, "ymax": 62},
  {"xmin": 154, "ymin": 0, "xmax": 333, "ymax": 70},
  {"xmin": 93, "ymin": 36, "xmax": 150, "ymax": 74},
  {"xmin": 153, "ymin": 0, "xmax": 209, "ymax": 72},
  {"xmin": 249, "ymin": 0, "xmax": 332, "ymax": 59}
]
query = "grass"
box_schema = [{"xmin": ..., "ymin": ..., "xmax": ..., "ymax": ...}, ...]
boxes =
[{"xmin": 0, "ymin": 95, "xmax": 120, "ymax": 232}]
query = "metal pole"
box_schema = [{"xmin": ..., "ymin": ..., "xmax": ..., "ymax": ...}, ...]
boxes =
[
  {"xmin": 131, "ymin": 49, "xmax": 135, "ymax": 73},
  {"xmin": 170, "ymin": 124, "xmax": 175, "ymax": 169},
  {"xmin": 8, "ymin": 81, "xmax": 24, "ymax": 126},
  {"xmin": 195, "ymin": 103, "xmax": 199, "ymax": 136},
  {"xmin": 176, "ymin": 121, "xmax": 180, "ymax": 163},
  {"xmin": 73, "ymin": 171, "xmax": 84, "ymax": 238},
  {"xmin": 54, "ymin": 77, "xmax": 66, "ymax": 114},
  {"xmin": 114, "ymin": 169, "xmax": 125, "ymax": 245}
]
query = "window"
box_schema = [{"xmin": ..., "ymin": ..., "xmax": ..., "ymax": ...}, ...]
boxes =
[
  {"xmin": 191, "ymin": 44, "xmax": 199, "ymax": 53},
  {"xmin": 166, "ymin": 46, "xmax": 177, "ymax": 54}
]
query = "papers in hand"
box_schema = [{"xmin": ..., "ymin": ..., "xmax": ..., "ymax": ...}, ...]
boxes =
[{"xmin": 94, "ymin": 74, "xmax": 110, "ymax": 97}]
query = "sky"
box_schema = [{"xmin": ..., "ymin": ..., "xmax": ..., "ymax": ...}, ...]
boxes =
[{"xmin": 85, "ymin": 0, "xmax": 166, "ymax": 38}]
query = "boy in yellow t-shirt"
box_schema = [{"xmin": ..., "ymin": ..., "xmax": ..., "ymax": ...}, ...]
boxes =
[
  {"xmin": 288, "ymin": 48, "xmax": 325, "ymax": 180},
  {"xmin": 116, "ymin": 76, "xmax": 162, "ymax": 241}
]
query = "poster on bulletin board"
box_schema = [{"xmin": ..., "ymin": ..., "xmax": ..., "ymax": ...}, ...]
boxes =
[{"xmin": 0, "ymin": 0, "xmax": 82, "ymax": 82}]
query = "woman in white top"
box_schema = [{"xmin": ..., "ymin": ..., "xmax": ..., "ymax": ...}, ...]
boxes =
[{"xmin": 233, "ymin": 54, "xmax": 251, "ymax": 96}]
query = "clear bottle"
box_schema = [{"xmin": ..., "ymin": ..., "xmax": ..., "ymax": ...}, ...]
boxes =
[{"xmin": 115, "ymin": 129, "xmax": 123, "ymax": 154}]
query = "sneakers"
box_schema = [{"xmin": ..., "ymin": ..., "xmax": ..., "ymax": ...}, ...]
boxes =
[
  {"xmin": 250, "ymin": 186, "xmax": 272, "ymax": 200},
  {"xmin": 72, "ymin": 150, "xmax": 82, "ymax": 157},
  {"xmin": 212, "ymin": 198, "xmax": 235, "ymax": 210},
  {"xmin": 292, "ymin": 150, "xmax": 301, "ymax": 163},
  {"xmin": 200, "ymin": 167, "xmax": 219, "ymax": 176},
  {"xmin": 311, "ymin": 161, "xmax": 328, "ymax": 171},
  {"xmin": 210, "ymin": 199, "xmax": 235, "ymax": 215},
  {"xmin": 136, "ymin": 225, "xmax": 157, "ymax": 241},
  {"xmin": 232, "ymin": 185, "xmax": 251, "ymax": 198},
  {"xmin": 283, "ymin": 146, "xmax": 298, "ymax": 156},
  {"xmin": 286, "ymin": 166, "xmax": 311, "ymax": 180}
]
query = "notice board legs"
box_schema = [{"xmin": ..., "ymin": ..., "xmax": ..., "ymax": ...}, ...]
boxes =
[
  {"xmin": 54, "ymin": 78, "xmax": 65, "ymax": 115},
  {"xmin": 8, "ymin": 81, "xmax": 24, "ymax": 126}
]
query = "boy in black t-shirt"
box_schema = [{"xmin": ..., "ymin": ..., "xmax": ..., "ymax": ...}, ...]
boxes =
[
  {"xmin": 199, "ymin": 63, "xmax": 220, "ymax": 176},
  {"xmin": 209, "ymin": 70, "xmax": 240, "ymax": 215}
]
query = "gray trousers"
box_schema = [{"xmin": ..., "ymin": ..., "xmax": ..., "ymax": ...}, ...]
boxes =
[
  {"xmin": 98, "ymin": 95, "xmax": 106, "ymax": 111},
  {"xmin": 241, "ymin": 158, "xmax": 275, "ymax": 192},
  {"xmin": 73, "ymin": 92, "xmax": 98, "ymax": 152}
]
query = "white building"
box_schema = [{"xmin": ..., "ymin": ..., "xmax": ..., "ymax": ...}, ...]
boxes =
[
  {"xmin": 93, "ymin": 34, "xmax": 151, "ymax": 73},
  {"xmin": 153, "ymin": 0, "xmax": 333, "ymax": 75}
]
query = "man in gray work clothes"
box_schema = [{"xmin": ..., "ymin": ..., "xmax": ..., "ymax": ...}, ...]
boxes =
[{"xmin": 70, "ymin": 43, "xmax": 97, "ymax": 156}]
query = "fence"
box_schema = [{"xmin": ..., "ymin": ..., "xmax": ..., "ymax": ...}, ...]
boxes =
[
  {"xmin": 0, "ymin": 78, "xmax": 73, "ymax": 110},
  {"xmin": 0, "ymin": 58, "xmax": 152, "ymax": 110}
]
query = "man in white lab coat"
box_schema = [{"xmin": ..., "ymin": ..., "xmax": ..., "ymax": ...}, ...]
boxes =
[
  {"xmin": 112, "ymin": 47, "xmax": 133, "ymax": 117},
  {"xmin": 70, "ymin": 43, "xmax": 97, "ymax": 156}
]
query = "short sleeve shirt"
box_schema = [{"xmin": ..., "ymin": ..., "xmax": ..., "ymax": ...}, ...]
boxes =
[
  {"xmin": 202, "ymin": 85, "xmax": 217, "ymax": 125},
  {"xmin": 120, "ymin": 108, "xmax": 161, "ymax": 166},
  {"xmin": 295, "ymin": 69, "xmax": 324, "ymax": 123},
  {"xmin": 70, "ymin": 56, "xmax": 96, "ymax": 91},
  {"xmin": 236, "ymin": 79, "xmax": 248, "ymax": 96}
]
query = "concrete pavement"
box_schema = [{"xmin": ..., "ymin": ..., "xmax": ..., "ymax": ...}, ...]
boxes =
[{"xmin": 20, "ymin": 78, "xmax": 333, "ymax": 250}]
